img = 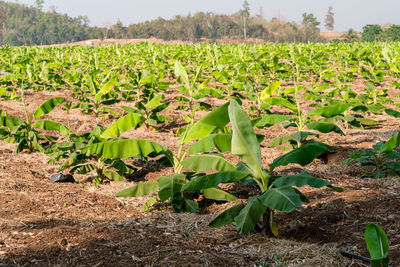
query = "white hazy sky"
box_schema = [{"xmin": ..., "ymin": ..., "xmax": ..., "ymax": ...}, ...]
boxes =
[{"xmin": 9, "ymin": 0, "xmax": 400, "ymax": 32}]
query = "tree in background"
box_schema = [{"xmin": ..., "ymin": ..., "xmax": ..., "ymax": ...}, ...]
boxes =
[
  {"xmin": 302, "ymin": 13, "xmax": 320, "ymax": 42},
  {"xmin": 381, "ymin": 25, "xmax": 400, "ymax": 41},
  {"xmin": 343, "ymin": 29, "xmax": 359, "ymax": 42},
  {"xmin": 239, "ymin": 1, "xmax": 250, "ymax": 40},
  {"xmin": 35, "ymin": 0, "xmax": 44, "ymax": 11},
  {"xmin": 362, "ymin": 24, "xmax": 383, "ymax": 41},
  {"xmin": 324, "ymin": 6, "xmax": 334, "ymax": 32}
]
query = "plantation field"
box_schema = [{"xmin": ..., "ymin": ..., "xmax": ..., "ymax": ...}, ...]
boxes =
[{"xmin": 0, "ymin": 43, "xmax": 400, "ymax": 266}]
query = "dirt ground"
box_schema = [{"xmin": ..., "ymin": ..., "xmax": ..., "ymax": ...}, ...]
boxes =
[{"xmin": 1, "ymin": 80, "xmax": 400, "ymax": 266}]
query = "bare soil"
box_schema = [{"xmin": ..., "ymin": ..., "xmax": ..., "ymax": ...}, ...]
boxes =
[{"xmin": 1, "ymin": 81, "xmax": 400, "ymax": 266}]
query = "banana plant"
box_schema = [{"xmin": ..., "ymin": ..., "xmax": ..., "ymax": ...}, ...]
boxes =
[
  {"xmin": 0, "ymin": 90, "xmax": 69, "ymax": 152},
  {"xmin": 342, "ymin": 131, "xmax": 400, "ymax": 178},
  {"xmin": 49, "ymin": 124, "xmax": 168, "ymax": 185},
  {"xmin": 71, "ymin": 73, "xmax": 120, "ymax": 117},
  {"xmin": 120, "ymin": 93, "xmax": 171, "ymax": 130},
  {"xmin": 174, "ymin": 61, "xmax": 214, "ymax": 123},
  {"xmin": 259, "ymin": 90, "xmax": 346, "ymax": 149},
  {"xmin": 115, "ymin": 102, "xmax": 238, "ymax": 212},
  {"xmin": 181, "ymin": 100, "xmax": 342, "ymax": 235}
]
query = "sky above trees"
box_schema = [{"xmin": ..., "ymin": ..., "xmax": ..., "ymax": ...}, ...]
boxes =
[{"xmin": 10, "ymin": 0, "xmax": 400, "ymax": 32}]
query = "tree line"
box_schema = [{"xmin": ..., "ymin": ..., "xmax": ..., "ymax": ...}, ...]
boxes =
[{"xmin": 0, "ymin": 1, "xmax": 399, "ymax": 46}]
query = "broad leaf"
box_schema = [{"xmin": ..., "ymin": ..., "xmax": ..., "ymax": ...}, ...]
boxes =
[
  {"xmin": 0, "ymin": 116, "xmax": 24, "ymax": 128},
  {"xmin": 82, "ymin": 139, "xmax": 169, "ymax": 159},
  {"xmin": 307, "ymin": 121, "xmax": 345, "ymax": 135},
  {"xmin": 365, "ymin": 223, "xmax": 390, "ymax": 267},
  {"xmin": 264, "ymin": 97, "xmax": 298, "ymax": 113},
  {"xmin": 157, "ymin": 174, "xmax": 186, "ymax": 202},
  {"xmin": 142, "ymin": 196, "xmax": 158, "ymax": 212},
  {"xmin": 209, "ymin": 204, "xmax": 245, "ymax": 228},
  {"xmin": 260, "ymin": 81, "xmax": 282, "ymax": 100},
  {"xmin": 174, "ymin": 61, "xmax": 190, "ymax": 88},
  {"xmin": 202, "ymin": 188, "xmax": 237, "ymax": 201},
  {"xmin": 103, "ymin": 169, "xmax": 124, "ymax": 182},
  {"xmin": 307, "ymin": 104, "xmax": 350, "ymax": 118},
  {"xmin": 258, "ymin": 186, "xmax": 302, "ymax": 212},
  {"xmin": 33, "ymin": 120, "xmax": 70, "ymax": 135},
  {"xmin": 183, "ymin": 198, "xmax": 199, "ymax": 213},
  {"xmin": 181, "ymin": 154, "xmax": 236, "ymax": 172},
  {"xmin": 186, "ymin": 133, "xmax": 232, "ymax": 154},
  {"xmin": 33, "ymin": 97, "xmax": 65, "ymax": 118},
  {"xmin": 270, "ymin": 142, "xmax": 331, "ymax": 170},
  {"xmin": 234, "ymin": 197, "xmax": 266, "ymax": 234},
  {"xmin": 184, "ymin": 102, "xmax": 230, "ymax": 142},
  {"xmin": 116, "ymin": 181, "xmax": 159, "ymax": 197},
  {"xmin": 182, "ymin": 171, "xmax": 248, "ymax": 191},
  {"xmin": 145, "ymin": 94, "xmax": 164, "ymax": 109},
  {"xmin": 253, "ymin": 114, "xmax": 292, "ymax": 128},
  {"xmin": 94, "ymin": 77, "xmax": 118, "ymax": 101},
  {"xmin": 229, "ymin": 100, "xmax": 264, "ymax": 178},
  {"xmin": 385, "ymin": 108, "xmax": 400, "ymax": 118},
  {"xmin": 380, "ymin": 131, "xmax": 400, "ymax": 153},
  {"xmin": 100, "ymin": 113, "xmax": 145, "ymax": 139}
]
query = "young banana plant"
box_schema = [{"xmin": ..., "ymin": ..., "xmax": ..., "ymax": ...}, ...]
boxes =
[
  {"xmin": 114, "ymin": 102, "xmax": 237, "ymax": 212},
  {"xmin": 0, "ymin": 89, "xmax": 69, "ymax": 152},
  {"xmin": 181, "ymin": 100, "xmax": 342, "ymax": 236},
  {"xmin": 49, "ymin": 125, "xmax": 169, "ymax": 185},
  {"xmin": 72, "ymin": 73, "xmax": 120, "ymax": 117}
]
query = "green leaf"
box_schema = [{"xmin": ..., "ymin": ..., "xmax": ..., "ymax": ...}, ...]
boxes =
[
  {"xmin": 234, "ymin": 197, "xmax": 266, "ymax": 234},
  {"xmin": 268, "ymin": 135, "xmax": 293, "ymax": 148},
  {"xmin": 307, "ymin": 104, "xmax": 350, "ymax": 118},
  {"xmin": 272, "ymin": 172, "xmax": 343, "ymax": 192},
  {"xmin": 385, "ymin": 161, "xmax": 400, "ymax": 172},
  {"xmin": 116, "ymin": 181, "xmax": 159, "ymax": 197},
  {"xmin": 183, "ymin": 198, "xmax": 199, "ymax": 213},
  {"xmin": 82, "ymin": 139, "xmax": 169, "ymax": 159},
  {"xmin": 356, "ymin": 117, "xmax": 378, "ymax": 126},
  {"xmin": 270, "ymin": 142, "xmax": 331, "ymax": 170},
  {"xmin": 264, "ymin": 97, "xmax": 298, "ymax": 113},
  {"xmin": 258, "ymin": 186, "xmax": 302, "ymax": 212},
  {"xmin": 365, "ymin": 223, "xmax": 390, "ymax": 267},
  {"xmin": 307, "ymin": 121, "xmax": 345, "ymax": 135},
  {"xmin": 100, "ymin": 113, "xmax": 145, "ymax": 139},
  {"xmin": 70, "ymin": 164, "xmax": 96, "ymax": 174},
  {"xmin": 186, "ymin": 133, "xmax": 232, "ymax": 154},
  {"xmin": 33, "ymin": 120, "xmax": 70, "ymax": 135},
  {"xmin": 145, "ymin": 94, "xmax": 164, "ymax": 109},
  {"xmin": 385, "ymin": 108, "xmax": 400, "ymax": 118},
  {"xmin": 380, "ymin": 131, "xmax": 400, "ymax": 153},
  {"xmin": 181, "ymin": 171, "xmax": 248, "ymax": 192},
  {"xmin": 181, "ymin": 154, "xmax": 236, "ymax": 172},
  {"xmin": 202, "ymin": 188, "xmax": 238, "ymax": 201},
  {"xmin": 0, "ymin": 116, "xmax": 24, "ymax": 128},
  {"xmin": 209, "ymin": 204, "xmax": 245, "ymax": 228},
  {"xmin": 229, "ymin": 100, "xmax": 264, "ymax": 178},
  {"xmin": 142, "ymin": 196, "xmax": 158, "ymax": 212},
  {"xmin": 33, "ymin": 97, "xmax": 65, "ymax": 118},
  {"xmin": 103, "ymin": 169, "xmax": 124, "ymax": 182},
  {"xmin": 252, "ymin": 114, "xmax": 292, "ymax": 128},
  {"xmin": 96, "ymin": 106, "xmax": 119, "ymax": 116},
  {"xmin": 94, "ymin": 77, "xmax": 118, "ymax": 101},
  {"xmin": 260, "ymin": 81, "xmax": 282, "ymax": 100},
  {"xmin": 157, "ymin": 174, "xmax": 186, "ymax": 202},
  {"xmin": 174, "ymin": 61, "xmax": 190, "ymax": 88},
  {"xmin": 184, "ymin": 102, "xmax": 230, "ymax": 142}
]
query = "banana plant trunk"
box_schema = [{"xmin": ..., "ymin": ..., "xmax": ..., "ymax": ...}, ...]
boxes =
[{"xmin": 262, "ymin": 209, "xmax": 275, "ymax": 237}]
